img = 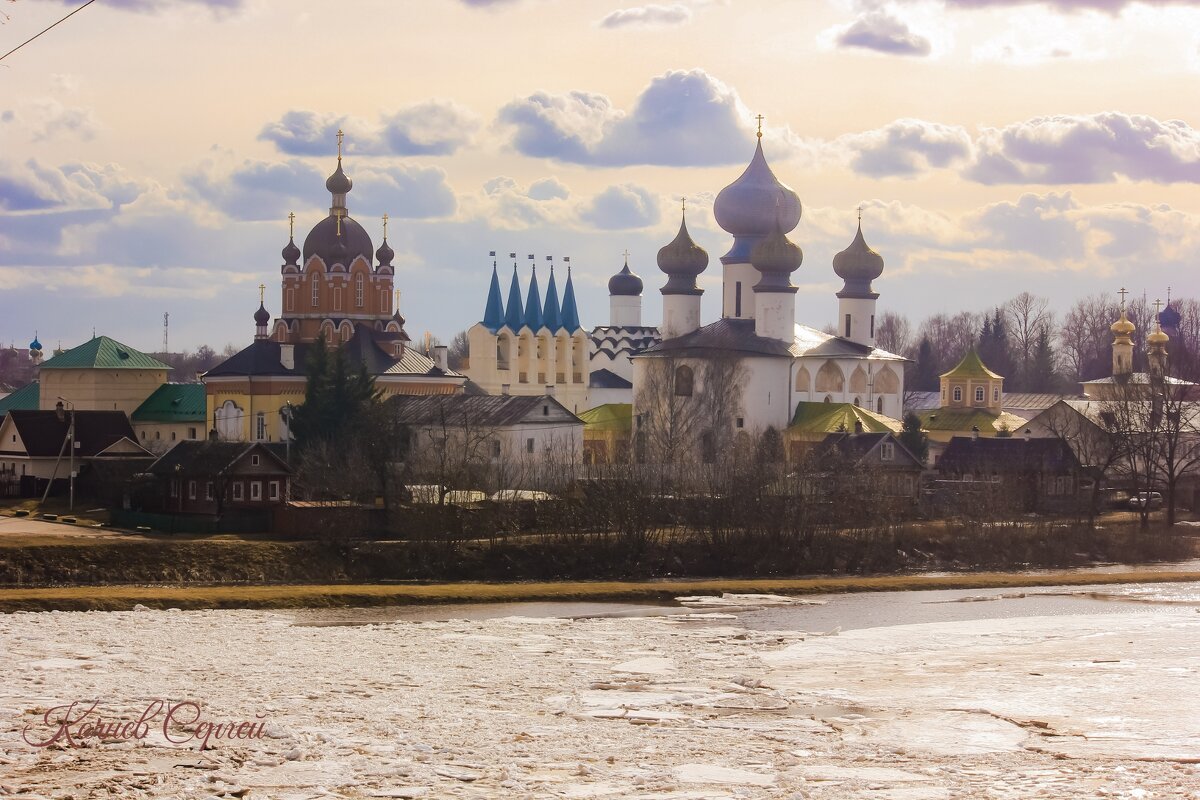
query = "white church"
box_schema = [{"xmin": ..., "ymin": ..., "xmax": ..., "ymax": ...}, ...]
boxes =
[{"xmin": 632, "ymin": 128, "xmax": 908, "ymax": 442}]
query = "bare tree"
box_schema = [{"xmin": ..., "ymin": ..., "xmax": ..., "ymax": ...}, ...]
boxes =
[
  {"xmin": 447, "ymin": 330, "xmax": 470, "ymax": 370},
  {"xmin": 1005, "ymin": 292, "xmax": 1052, "ymax": 383},
  {"xmin": 917, "ymin": 311, "xmax": 980, "ymax": 373},
  {"xmin": 875, "ymin": 311, "xmax": 911, "ymax": 356}
]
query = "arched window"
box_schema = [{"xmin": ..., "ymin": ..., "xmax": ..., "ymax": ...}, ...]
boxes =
[
  {"xmin": 877, "ymin": 396, "xmax": 884, "ymax": 414},
  {"xmin": 355, "ymin": 273, "xmax": 364, "ymax": 308},
  {"xmin": 953, "ymin": 387, "xmax": 962, "ymax": 402},
  {"xmin": 975, "ymin": 386, "xmax": 985, "ymax": 403},
  {"xmin": 795, "ymin": 366, "xmax": 811, "ymax": 393},
  {"xmin": 311, "ymin": 274, "xmax": 320, "ymax": 307},
  {"xmin": 700, "ymin": 430, "xmax": 716, "ymax": 463},
  {"xmin": 854, "ymin": 396, "xmax": 861, "ymax": 408},
  {"xmin": 823, "ymin": 395, "xmax": 832, "ymax": 404},
  {"xmin": 993, "ymin": 386, "xmax": 1000, "ymax": 403},
  {"xmin": 674, "ymin": 365, "xmax": 694, "ymax": 397}
]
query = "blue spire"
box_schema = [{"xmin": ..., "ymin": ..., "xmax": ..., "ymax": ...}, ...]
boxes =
[
  {"xmin": 542, "ymin": 266, "xmax": 562, "ymax": 332},
  {"xmin": 560, "ymin": 266, "xmax": 581, "ymax": 332},
  {"xmin": 504, "ymin": 263, "xmax": 524, "ymax": 331},
  {"xmin": 481, "ymin": 262, "xmax": 505, "ymax": 332},
  {"xmin": 523, "ymin": 265, "xmax": 544, "ymax": 330}
]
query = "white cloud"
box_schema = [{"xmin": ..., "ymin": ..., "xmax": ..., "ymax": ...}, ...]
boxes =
[
  {"xmin": 598, "ymin": 4, "xmax": 693, "ymax": 28},
  {"xmin": 260, "ymin": 101, "xmax": 480, "ymax": 157}
]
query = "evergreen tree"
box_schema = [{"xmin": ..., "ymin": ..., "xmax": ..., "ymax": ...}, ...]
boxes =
[
  {"xmin": 912, "ymin": 337, "xmax": 939, "ymax": 391},
  {"xmin": 291, "ymin": 334, "xmax": 379, "ymax": 448},
  {"xmin": 1028, "ymin": 326, "xmax": 1058, "ymax": 392},
  {"xmin": 898, "ymin": 412, "xmax": 928, "ymax": 465}
]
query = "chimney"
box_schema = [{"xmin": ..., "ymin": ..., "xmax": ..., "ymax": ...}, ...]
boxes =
[
  {"xmin": 545, "ymin": 384, "xmax": 555, "ymax": 397},
  {"xmin": 280, "ymin": 343, "xmax": 295, "ymax": 371},
  {"xmin": 433, "ymin": 344, "xmax": 448, "ymax": 371},
  {"xmin": 971, "ymin": 425, "xmax": 980, "ymax": 441},
  {"xmin": 208, "ymin": 428, "xmax": 219, "ymax": 442},
  {"xmin": 853, "ymin": 419, "xmax": 864, "ymax": 434},
  {"xmin": 501, "ymin": 384, "xmax": 510, "ymax": 396},
  {"xmin": 1023, "ymin": 428, "xmax": 1031, "ymax": 441}
]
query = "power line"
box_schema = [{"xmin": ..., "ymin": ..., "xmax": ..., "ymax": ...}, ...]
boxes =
[{"xmin": 0, "ymin": 0, "xmax": 97, "ymax": 65}]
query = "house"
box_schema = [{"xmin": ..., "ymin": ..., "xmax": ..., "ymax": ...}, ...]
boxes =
[
  {"xmin": 130, "ymin": 383, "xmax": 208, "ymax": 453},
  {"xmin": 146, "ymin": 439, "xmax": 292, "ymax": 515},
  {"xmin": 786, "ymin": 401, "xmax": 903, "ymax": 462},
  {"xmin": 814, "ymin": 431, "xmax": 923, "ymax": 503},
  {"xmin": 388, "ymin": 394, "xmax": 584, "ymax": 465},
  {"xmin": 579, "ymin": 403, "xmax": 633, "ymax": 464},
  {"xmin": 933, "ymin": 435, "xmax": 1093, "ymax": 514},
  {"xmin": 0, "ymin": 409, "xmax": 153, "ymax": 497},
  {"xmin": 36, "ymin": 336, "xmax": 171, "ymax": 415}
]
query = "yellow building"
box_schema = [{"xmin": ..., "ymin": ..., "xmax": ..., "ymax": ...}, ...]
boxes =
[
  {"xmin": 37, "ymin": 336, "xmax": 170, "ymax": 415},
  {"xmin": 917, "ymin": 349, "xmax": 1028, "ymax": 464},
  {"xmin": 203, "ymin": 133, "xmax": 465, "ymax": 442}
]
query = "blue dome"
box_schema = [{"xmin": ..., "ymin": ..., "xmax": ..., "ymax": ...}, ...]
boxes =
[
  {"xmin": 29, "ymin": 336, "xmax": 42, "ymax": 351},
  {"xmin": 713, "ymin": 137, "xmax": 801, "ymax": 264}
]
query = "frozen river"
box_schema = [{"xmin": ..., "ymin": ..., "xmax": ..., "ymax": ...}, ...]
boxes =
[{"xmin": 2, "ymin": 582, "xmax": 1199, "ymax": 798}]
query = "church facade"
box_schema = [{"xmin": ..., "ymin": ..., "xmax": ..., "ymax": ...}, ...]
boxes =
[
  {"xmin": 632, "ymin": 130, "xmax": 908, "ymax": 458},
  {"xmin": 203, "ymin": 135, "xmax": 465, "ymax": 443}
]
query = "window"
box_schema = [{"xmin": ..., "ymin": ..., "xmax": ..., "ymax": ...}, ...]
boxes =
[
  {"xmin": 877, "ymin": 396, "xmax": 884, "ymax": 414},
  {"xmin": 701, "ymin": 431, "xmax": 716, "ymax": 463},
  {"xmin": 355, "ymin": 273, "xmax": 364, "ymax": 307},
  {"xmin": 155, "ymin": 431, "xmax": 161, "ymax": 440},
  {"xmin": 269, "ymin": 481, "xmax": 280, "ymax": 501},
  {"xmin": 170, "ymin": 480, "xmax": 179, "ymax": 498},
  {"xmin": 880, "ymin": 443, "xmax": 895, "ymax": 461},
  {"xmin": 251, "ymin": 481, "xmax": 262, "ymax": 501},
  {"xmin": 854, "ymin": 397, "xmax": 861, "ymax": 408},
  {"xmin": 311, "ymin": 274, "xmax": 320, "ymax": 307},
  {"xmin": 188, "ymin": 480, "xmax": 196, "ymax": 500},
  {"xmin": 993, "ymin": 387, "xmax": 1000, "ymax": 402},
  {"xmin": 491, "ymin": 440, "xmax": 501, "ymax": 459},
  {"xmin": 975, "ymin": 387, "xmax": 985, "ymax": 403},
  {"xmin": 255, "ymin": 414, "xmax": 266, "ymax": 442},
  {"xmin": 870, "ymin": 315, "xmax": 875, "ymax": 339},
  {"xmin": 171, "ymin": 431, "xmax": 177, "ymax": 441},
  {"xmin": 823, "ymin": 395, "xmax": 832, "ymax": 404},
  {"xmin": 286, "ymin": 287, "xmax": 295, "ymax": 312},
  {"xmin": 735, "ymin": 282, "xmax": 742, "ymax": 317},
  {"xmin": 543, "ymin": 404, "xmax": 549, "ymax": 416},
  {"xmin": 844, "ymin": 314, "xmax": 852, "ymax": 338},
  {"xmin": 251, "ymin": 453, "xmax": 261, "ymax": 466},
  {"xmin": 953, "ymin": 387, "xmax": 962, "ymax": 402},
  {"xmin": 233, "ymin": 482, "xmax": 244, "ymax": 501},
  {"xmin": 188, "ymin": 427, "xmax": 197, "ymax": 440},
  {"xmin": 526, "ymin": 438, "xmax": 534, "ymax": 454},
  {"xmin": 205, "ymin": 482, "xmax": 214, "ymax": 501},
  {"xmin": 674, "ymin": 365, "xmax": 694, "ymax": 397},
  {"xmin": 140, "ymin": 431, "xmax": 146, "ymax": 440},
  {"xmin": 736, "ymin": 417, "xmax": 744, "ymax": 429}
]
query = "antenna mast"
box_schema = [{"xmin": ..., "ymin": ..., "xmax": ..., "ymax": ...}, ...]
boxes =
[{"xmin": 162, "ymin": 312, "xmax": 169, "ymax": 356}]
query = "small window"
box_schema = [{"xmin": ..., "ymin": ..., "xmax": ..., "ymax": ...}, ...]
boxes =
[
  {"xmin": 993, "ymin": 387, "xmax": 1000, "ymax": 402},
  {"xmin": 674, "ymin": 365, "xmax": 694, "ymax": 397},
  {"xmin": 255, "ymin": 414, "xmax": 266, "ymax": 442},
  {"xmin": 880, "ymin": 443, "xmax": 895, "ymax": 462},
  {"xmin": 543, "ymin": 404, "xmax": 549, "ymax": 416},
  {"xmin": 311, "ymin": 274, "xmax": 320, "ymax": 307},
  {"xmin": 355, "ymin": 273, "xmax": 364, "ymax": 307},
  {"xmin": 491, "ymin": 440, "xmax": 501, "ymax": 458},
  {"xmin": 953, "ymin": 387, "xmax": 962, "ymax": 402},
  {"xmin": 975, "ymin": 387, "xmax": 985, "ymax": 403},
  {"xmin": 269, "ymin": 481, "xmax": 280, "ymax": 501},
  {"xmin": 233, "ymin": 482, "xmax": 244, "ymax": 501},
  {"xmin": 140, "ymin": 431, "xmax": 145, "ymax": 440},
  {"xmin": 823, "ymin": 395, "xmax": 832, "ymax": 404},
  {"xmin": 854, "ymin": 397, "xmax": 861, "ymax": 408},
  {"xmin": 170, "ymin": 480, "xmax": 179, "ymax": 498},
  {"xmin": 844, "ymin": 314, "xmax": 852, "ymax": 338},
  {"xmin": 250, "ymin": 481, "xmax": 262, "ymax": 501},
  {"xmin": 736, "ymin": 417, "xmax": 744, "ymax": 429},
  {"xmin": 251, "ymin": 454, "xmax": 261, "ymax": 467},
  {"xmin": 870, "ymin": 315, "xmax": 875, "ymax": 339},
  {"xmin": 188, "ymin": 480, "xmax": 196, "ymax": 500},
  {"xmin": 171, "ymin": 431, "xmax": 177, "ymax": 441},
  {"xmin": 735, "ymin": 282, "xmax": 742, "ymax": 317},
  {"xmin": 877, "ymin": 396, "xmax": 884, "ymax": 414},
  {"xmin": 188, "ymin": 427, "xmax": 197, "ymax": 440},
  {"xmin": 205, "ymin": 482, "xmax": 214, "ymax": 501},
  {"xmin": 526, "ymin": 438, "xmax": 534, "ymax": 454},
  {"xmin": 155, "ymin": 431, "xmax": 161, "ymax": 440}
]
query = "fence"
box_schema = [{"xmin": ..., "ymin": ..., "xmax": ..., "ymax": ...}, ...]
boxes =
[{"xmin": 111, "ymin": 509, "xmax": 271, "ymax": 535}]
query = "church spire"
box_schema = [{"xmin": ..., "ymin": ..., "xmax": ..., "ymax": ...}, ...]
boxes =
[
  {"xmin": 523, "ymin": 260, "xmax": 543, "ymax": 330},
  {"xmin": 542, "ymin": 259, "xmax": 562, "ymax": 332},
  {"xmin": 504, "ymin": 257, "xmax": 524, "ymax": 331},
  {"xmin": 481, "ymin": 253, "xmax": 505, "ymax": 332},
  {"xmin": 326, "ymin": 128, "xmax": 353, "ymax": 214},
  {"xmin": 560, "ymin": 259, "xmax": 581, "ymax": 332}
]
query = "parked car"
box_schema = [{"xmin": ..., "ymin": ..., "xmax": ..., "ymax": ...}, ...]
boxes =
[{"xmin": 1128, "ymin": 492, "xmax": 1163, "ymax": 510}]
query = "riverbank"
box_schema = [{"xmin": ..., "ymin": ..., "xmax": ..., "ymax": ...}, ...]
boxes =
[{"xmin": 3, "ymin": 568, "xmax": 1200, "ymax": 612}]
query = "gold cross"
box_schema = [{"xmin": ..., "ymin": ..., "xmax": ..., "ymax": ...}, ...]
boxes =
[
  {"xmin": 755, "ymin": 114, "xmax": 764, "ymax": 138},
  {"xmin": 622, "ymin": 248, "xmax": 630, "ymax": 263},
  {"xmin": 336, "ymin": 128, "xmax": 344, "ymax": 159},
  {"xmin": 394, "ymin": 289, "xmax": 401, "ymax": 313},
  {"xmin": 1154, "ymin": 298, "xmax": 1163, "ymax": 315},
  {"xmin": 1118, "ymin": 287, "xmax": 1129, "ymax": 307},
  {"xmin": 857, "ymin": 204, "xmax": 864, "ymax": 224},
  {"xmin": 382, "ymin": 213, "xmax": 389, "ymax": 239},
  {"xmin": 258, "ymin": 283, "xmax": 265, "ymax": 303},
  {"xmin": 288, "ymin": 211, "xmax": 295, "ymax": 238},
  {"xmin": 680, "ymin": 197, "xmax": 687, "ymax": 215},
  {"xmin": 335, "ymin": 211, "xmax": 342, "ymax": 237}
]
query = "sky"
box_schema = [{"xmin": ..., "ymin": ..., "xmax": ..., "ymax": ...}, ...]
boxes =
[{"xmin": 1, "ymin": 0, "xmax": 1199, "ymax": 354}]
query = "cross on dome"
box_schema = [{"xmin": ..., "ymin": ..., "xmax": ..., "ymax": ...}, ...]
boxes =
[{"xmin": 755, "ymin": 114, "xmax": 764, "ymax": 139}]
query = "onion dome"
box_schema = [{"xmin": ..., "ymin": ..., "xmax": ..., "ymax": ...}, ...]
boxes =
[
  {"xmin": 1147, "ymin": 325, "xmax": 1169, "ymax": 346},
  {"xmin": 713, "ymin": 137, "xmax": 802, "ymax": 264},
  {"xmin": 1159, "ymin": 301, "xmax": 1181, "ymax": 333},
  {"xmin": 29, "ymin": 334, "xmax": 41, "ymax": 351},
  {"xmin": 302, "ymin": 214, "xmax": 373, "ymax": 268},
  {"xmin": 749, "ymin": 218, "xmax": 802, "ymax": 293},
  {"xmin": 658, "ymin": 214, "xmax": 709, "ymax": 295},
  {"xmin": 254, "ymin": 302, "xmax": 270, "ymax": 326},
  {"xmin": 608, "ymin": 257, "xmax": 644, "ymax": 296},
  {"xmin": 1110, "ymin": 310, "xmax": 1135, "ymax": 339},
  {"xmin": 330, "ymin": 232, "xmax": 348, "ymax": 267},
  {"xmin": 282, "ymin": 236, "xmax": 301, "ymax": 266},
  {"xmin": 326, "ymin": 159, "xmax": 352, "ymax": 196},
  {"xmin": 833, "ymin": 220, "xmax": 885, "ymax": 299},
  {"xmin": 376, "ymin": 238, "xmax": 395, "ymax": 268}
]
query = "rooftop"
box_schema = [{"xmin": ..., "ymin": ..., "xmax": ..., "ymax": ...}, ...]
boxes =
[
  {"xmin": 131, "ymin": 383, "xmax": 207, "ymax": 423},
  {"xmin": 40, "ymin": 336, "xmax": 171, "ymax": 371},
  {"xmin": 789, "ymin": 401, "xmax": 903, "ymax": 434}
]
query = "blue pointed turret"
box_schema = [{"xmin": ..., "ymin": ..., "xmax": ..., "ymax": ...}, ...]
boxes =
[
  {"xmin": 503, "ymin": 264, "xmax": 524, "ymax": 331},
  {"xmin": 542, "ymin": 266, "xmax": 562, "ymax": 332},
  {"xmin": 482, "ymin": 264, "xmax": 505, "ymax": 332},
  {"xmin": 523, "ymin": 266, "xmax": 544, "ymax": 330},
  {"xmin": 560, "ymin": 267, "xmax": 581, "ymax": 332}
]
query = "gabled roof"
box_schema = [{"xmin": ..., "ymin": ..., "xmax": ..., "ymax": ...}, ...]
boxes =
[
  {"xmin": 916, "ymin": 408, "xmax": 1030, "ymax": 434},
  {"xmin": 578, "ymin": 403, "xmax": 632, "ymax": 432},
  {"xmin": 131, "ymin": 383, "xmax": 206, "ymax": 422},
  {"xmin": 941, "ymin": 349, "xmax": 1002, "ymax": 381},
  {"xmin": 936, "ymin": 436, "xmax": 1082, "ymax": 474},
  {"xmin": 148, "ymin": 440, "xmax": 291, "ymax": 477},
  {"xmin": 0, "ymin": 381, "xmax": 39, "ymax": 416},
  {"xmin": 204, "ymin": 339, "xmax": 309, "ymax": 378},
  {"xmin": 789, "ymin": 401, "xmax": 903, "ymax": 434},
  {"xmin": 2, "ymin": 410, "xmax": 147, "ymax": 458},
  {"xmin": 39, "ymin": 336, "xmax": 170, "ymax": 371},
  {"xmin": 588, "ymin": 368, "xmax": 633, "ymax": 389},
  {"xmin": 386, "ymin": 394, "xmax": 582, "ymax": 428},
  {"xmin": 641, "ymin": 318, "xmax": 908, "ymax": 362},
  {"xmin": 818, "ymin": 432, "xmax": 922, "ymax": 469}
]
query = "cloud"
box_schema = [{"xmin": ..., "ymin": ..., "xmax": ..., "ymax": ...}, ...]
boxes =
[
  {"xmin": 941, "ymin": 0, "xmax": 1200, "ymax": 13},
  {"xmin": 260, "ymin": 101, "xmax": 480, "ymax": 157},
  {"xmin": 0, "ymin": 99, "xmax": 100, "ymax": 142},
  {"xmin": 186, "ymin": 158, "xmax": 326, "ymax": 220},
  {"xmin": 971, "ymin": 192, "xmax": 1085, "ymax": 259},
  {"xmin": 0, "ymin": 159, "xmax": 146, "ymax": 212},
  {"xmin": 528, "ymin": 177, "xmax": 571, "ymax": 200},
  {"xmin": 598, "ymin": 4, "xmax": 693, "ymax": 28},
  {"xmin": 966, "ymin": 112, "xmax": 1200, "ymax": 184},
  {"xmin": 37, "ymin": 0, "xmax": 245, "ymax": 12},
  {"xmin": 498, "ymin": 69, "xmax": 776, "ymax": 166},
  {"xmin": 579, "ymin": 184, "xmax": 661, "ymax": 229},
  {"xmin": 839, "ymin": 119, "xmax": 973, "ymax": 177},
  {"xmin": 350, "ymin": 165, "xmax": 458, "ymax": 220},
  {"xmin": 835, "ymin": 10, "xmax": 932, "ymax": 56}
]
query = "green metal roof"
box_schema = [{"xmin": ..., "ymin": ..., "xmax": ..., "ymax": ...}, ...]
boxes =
[
  {"xmin": 131, "ymin": 383, "xmax": 207, "ymax": 422},
  {"xmin": 0, "ymin": 381, "xmax": 40, "ymax": 415},
  {"xmin": 940, "ymin": 348, "xmax": 1002, "ymax": 381},
  {"xmin": 916, "ymin": 408, "xmax": 1028, "ymax": 434},
  {"xmin": 579, "ymin": 403, "xmax": 632, "ymax": 432},
  {"xmin": 39, "ymin": 336, "xmax": 171, "ymax": 370},
  {"xmin": 788, "ymin": 401, "xmax": 902, "ymax": 434}
]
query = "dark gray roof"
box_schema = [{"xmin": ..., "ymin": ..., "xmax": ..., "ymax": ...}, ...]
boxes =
[
  {"xmin": 2, "ymin": 410, "xmax": 144, "ymax": 458},
  {"xmin": 386, "ymin": 394, "xmax": 582, "ymax": 428},
  {"xmin": 148, "ymin": 440, "xmax": 291, "ymax": 478},
  {"xmin": 640, "ymin": 318, "xmax": 793, "ymax": 359},
  {"xmin": 818, "ymin": 431, "xmax": 922, "ymax": 469},
  {"xmin": 588, "ymin": 368, "xmax": 633, "ymax": 389},
  {"xmin": 204, "ymin": 340, "xmax": 309, "ymax": 378},
  {"xmin": 302, "ymin": 213, "xmax": 374, "ymax": 268},
  {"xmin": 936, "ymin": 436, "xmax": 1082, "ymax": 474}
]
